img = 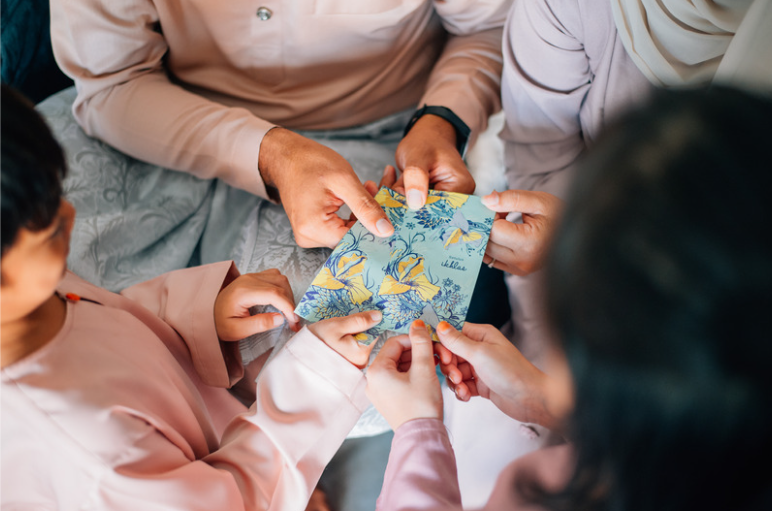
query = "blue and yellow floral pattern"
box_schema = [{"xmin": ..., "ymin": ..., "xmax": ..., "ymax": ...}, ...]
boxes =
[{"xmin": 295, "ymin": 188, "xmax": 494, "ymax": 343}]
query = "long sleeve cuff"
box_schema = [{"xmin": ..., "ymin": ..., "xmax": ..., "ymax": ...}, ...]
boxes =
[{"xmin": 376, "ymin": 418, "xmax": 462, "ymax": 510}]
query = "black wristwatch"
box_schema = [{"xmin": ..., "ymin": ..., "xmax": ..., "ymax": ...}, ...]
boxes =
[{"xmin": 403, "ymin": 105, "xmax": 471, "ymax": 158}]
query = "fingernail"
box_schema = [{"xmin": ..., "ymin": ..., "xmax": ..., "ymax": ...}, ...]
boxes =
[
  {"xmin": 273, "ymin": 314, "xmax": 285, "ymax": 327},
  {"xmin": 481, "ymin": 192, "xmax": 498, "ymax": 207},
  {"xmin": 437, "ymin": 321, "xmax": 452, "ymax": 333},
  {"xmin": 370, "ymin": 310, "xmax": 382, "ymax": 322},
  {"xmin": 376, "ymin": 218, "xmax": 393, "ymax": 236},
  {"xmin": 294, "ymin": 313, "xmax": 301, "ymax": 323},
  {"xmin": 406, "ymin": 189, "xmax": 424, "ymax": 210},
  {"xmin": 449, "ymin": 373, "xmax": 459, "ymax": 384},
  {"xmin": 412, "ymin": 319, "xmax": 425, "ymax": 328}
]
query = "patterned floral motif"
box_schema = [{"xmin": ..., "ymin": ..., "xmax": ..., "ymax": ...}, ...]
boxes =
[
  {"xmin": 379, "ymin": 187, "xmax": 409, "ymax": 226},
  {"xmin": 296, "ymin": 188, "xmax": 494, "ymax": 342},
  {"xmin": 378, "ymin": 255, "xmax": 440, "ymax": 302},
  {"xmin": 312, "ymin": 253, "xmax": 372, "ymax": 304}
]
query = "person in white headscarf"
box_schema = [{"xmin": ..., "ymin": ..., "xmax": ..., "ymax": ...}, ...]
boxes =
[{"xmin": 611, "ymin": 0, "xmax": 772, "ymax": 89}]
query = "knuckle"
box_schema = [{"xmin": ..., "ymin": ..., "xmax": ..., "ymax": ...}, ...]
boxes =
[
  {"xmin": 254, "ymin": 314, "xmax": 274, "ymax": 329},
  {"xmin": 354, "ymin": 193, "xmax": 379, "ymax": 212}
]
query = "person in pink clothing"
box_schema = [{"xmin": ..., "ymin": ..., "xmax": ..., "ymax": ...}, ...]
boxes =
[
  {"xmin": 366, "ymin": 86, "xmax": 772, "ymax": 510},
  {"xmin": 0, "ymin": 84, "xmax": 384, "ymax": 511}
]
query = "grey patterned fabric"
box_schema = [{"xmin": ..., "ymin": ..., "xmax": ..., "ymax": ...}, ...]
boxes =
[
  {"xmin": 38, "ymin": 87, "xmax": 509, "ymax": 439},
  {"xmin": 38, "ymin": 86, "xmax": 410, "ymax": 436}
]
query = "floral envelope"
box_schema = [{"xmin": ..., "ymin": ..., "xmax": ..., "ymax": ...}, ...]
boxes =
[{"xmin": 295, "ymin": 187, "xmax": 494, "ymax": 343}]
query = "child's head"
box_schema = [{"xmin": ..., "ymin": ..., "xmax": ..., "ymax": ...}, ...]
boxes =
[
  {"xmin": 544, "ymin": 86, "xmax": 772, "ymax": 509},
  {"xmin": 1, "ymin": 85, "xmax": 75, "ymax": 323}
]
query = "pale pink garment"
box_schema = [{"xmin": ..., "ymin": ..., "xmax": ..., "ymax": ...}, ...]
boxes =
[
  {"xmin": 497, "ymin": 2, "xmax": 655, "ymax": 470},
  {"xmin": 500, "ymin": 0, "xmax": 654, "ymax": 199},
  {"xmin": 376, "ymin": 418, "xmax": 574, "ymax": 510},
  {"xmin": 441, "ymin": 5, "xmax": 653, "ymax": 503},
  {"xmin": 50, "ymin": 0, "xmax": 510, "ymax": 199},
  {"xmin": 1, "ymin": 262, "xmax": 369, "ymax": 510}
]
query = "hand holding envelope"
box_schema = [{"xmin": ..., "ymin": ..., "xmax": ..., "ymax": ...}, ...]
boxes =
[{"xmin": 295, "ymin": 188, "xmax": 495, "ymax": 343}]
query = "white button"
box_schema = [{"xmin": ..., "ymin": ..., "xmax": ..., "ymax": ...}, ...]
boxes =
[{"xmin": 256, "ymin": 7, "xmax": 272, "ymax": 20}]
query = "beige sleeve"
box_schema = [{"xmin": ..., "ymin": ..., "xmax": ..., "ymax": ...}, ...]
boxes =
[
  {"xmin": 419, "ymin": 0, "xmax": 511, "ymax": 146},
  {"xmin": 50, "ymin": 0, "xmax": 273, "ymax": 198}
]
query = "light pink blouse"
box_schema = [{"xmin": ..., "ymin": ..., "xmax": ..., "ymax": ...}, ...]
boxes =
[
  {"xmin": 500, "ymin": 0, "xmax": 653, "ymax": 198},
  {"xmin": 1, "ymin": 262, "xmax": 369, "ymax": 510},
  {"xmin": 50, "ymin": 0, "xmax": 510, "ymax": 199},
  {"xmin": 376, "ymin": 418, "xmax": 574, "ymax": 511}
]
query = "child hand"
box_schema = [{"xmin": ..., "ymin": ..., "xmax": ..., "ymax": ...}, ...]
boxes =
[
  {"xmin": 214, "ymin": 269, "xmax": 300, "ymax": 341},
  {"xmin": 435, "ymin": 321, "xmax": 557, "ymax": 428},
  {"xmin": 307, "ymin": 311, "xmax": 383, "ymax": 368},
  {"xmin": 365, "ymin": 320, "xmax": 444, "ymax": 431}
]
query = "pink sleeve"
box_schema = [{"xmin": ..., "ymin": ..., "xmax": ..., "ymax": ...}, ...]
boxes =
[
  {"xmin": 50, "ymin": 0, "xmax": 273, "ymax": 198},
  {"xmin": 420, "ymin": 0, "xmax": 510, "ymax": 146},
  {"xmin": 500, "ymin": 0, "xmax": 591, "ymax": 193},
  {"xmin": 376, "ymin": 418, "xmax": 463, "ymax": 511},
  {"xmin": 119, "ymin": 261, "xmax": 243, "ymax": 388},
  {"xmin": 100, "ymin": 328, "xmax": 369, "ymax": 511}
]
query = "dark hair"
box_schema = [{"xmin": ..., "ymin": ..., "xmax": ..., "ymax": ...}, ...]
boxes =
[
  {"xmin": 538, "ymin": 87, "xmax": 772, "ymax": 511},
  {"xmin": 1, "ymin": 84, "xmax": 67, "ymax": 254}
]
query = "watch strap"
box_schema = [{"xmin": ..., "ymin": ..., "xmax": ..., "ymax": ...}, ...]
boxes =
[{"xmin": 403, "ymin": 105, "xmax": 471, "ymax": 158}]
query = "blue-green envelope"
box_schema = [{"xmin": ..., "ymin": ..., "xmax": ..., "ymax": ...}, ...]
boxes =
[{"xmin": 294, "ymin": 187, "xmax": 495, "ymax": 344}]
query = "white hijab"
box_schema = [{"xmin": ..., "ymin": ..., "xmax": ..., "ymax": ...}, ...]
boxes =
[{"xmin": 610, "ymin": 0, "xmax": 772, "ymax": 91}]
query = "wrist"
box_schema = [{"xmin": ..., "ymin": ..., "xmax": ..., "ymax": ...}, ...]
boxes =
[
  {"xmin": 403, "ymin": 105, "xmax": 470, "ymax": 157},
  {"xmin": 410, "ymin": 115, "xmax": 458, "ymax": 149},
  {"xmin": 258, "ymin": 127, "xmax": 289, "ymax": 201},
  {"xmin": 527, "ymin": 371, "xmax": 563, "ymax": 432}
]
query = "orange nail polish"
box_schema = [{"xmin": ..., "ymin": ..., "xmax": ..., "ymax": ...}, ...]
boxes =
[
  {"xmin": 437, "ymin": 321, "xmax": 451, "ymax": 333},
  {"xmin": 413, "ymin": 319, "xmax": 425, "ymax": 328},
  {"xmin": 64, "ymin": 293, "xmax": 81, "ymax": 302}
]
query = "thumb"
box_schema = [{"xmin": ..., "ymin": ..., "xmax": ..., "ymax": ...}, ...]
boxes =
[
  {"xmin": 436, "ymin": 321, "xmax": 478, "ymax": 362},
  {"xmin": 488, "ymin": 218, "xmax": 535, "ymax": 249},
  {"xmin": 315, "ymin": 310, "xmax": 383, "ymax": 341},
  {"xmin": 481, "ymin": 190, "xmax": 556, "ymax": 215},
  {"xmin": 402, "ymin": 165, "xmax": 430, "ymax": 210},
  {"xmin": 336, "ymin": 310, "xmax": 383, "ymax": 338},
  {"xmin": 408, "ymin": 320, "xmax": 436, "ymax": 370},
  {"xmin": 336, "ymin": 177, "xmax": 394, "ymax": 238}
]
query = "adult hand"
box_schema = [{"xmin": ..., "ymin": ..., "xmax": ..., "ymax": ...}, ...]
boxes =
[
  {"xmin": 214, "ymin": 269, "xmax": 300, "ymax": 341},
  {"xmin": 258, "ymin": 128, "xmax": 394, "ymax": 248},
  {"xmin": 481, "ymin": 190, "xmax": 562, "ymax": 276},
  {"xmin": 363, "ymin": 164, "xmax": 399, "ymax": 198},
  {"xmin": 366, "ymin": 320, "xmax": 444, "ymax": 431},
  {"xmin": 435, "ymin": 321, "xmax": 558, "ymax": 429},
  {"xmin": 394, "ymin": 114, "xmax": 475, "ymax": 210},
  {"xmin": 307, "ymin": 311, "xmax": 383, "ymax": 369}
]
